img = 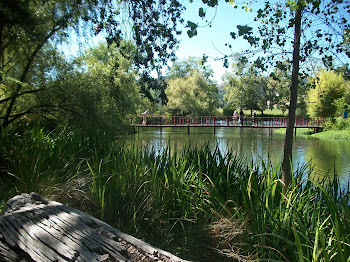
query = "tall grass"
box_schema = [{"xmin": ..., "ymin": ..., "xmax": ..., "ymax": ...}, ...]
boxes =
[
  {"xmin": 1, "ymin": 124, "xmax": 349, "ymax": 261},
  {"xmin": 85, "ymin": 143, "xmax": 350, "ymax": 261}
]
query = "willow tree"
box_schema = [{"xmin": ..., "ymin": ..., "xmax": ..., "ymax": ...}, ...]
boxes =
[
  {"xmin": 192, "ymin": 0, "xmax": 350, "ymax": 189},
  {"xmin": 165, "ymin": 58, "xmax": 218, "ymax": 116},
  {"xmin": 0, "ymin": 0, "xmax": 184, "ymax": 130}
]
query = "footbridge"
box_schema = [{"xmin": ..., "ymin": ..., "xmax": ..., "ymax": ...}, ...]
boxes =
[{"xmin": 131, "ymin": 116, "xmax": 327, "ymax": 132}]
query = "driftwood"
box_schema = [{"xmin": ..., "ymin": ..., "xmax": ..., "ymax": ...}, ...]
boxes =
[{"xmin": 0, "ymin": 193, "xmax": 189, "ymax": 262}]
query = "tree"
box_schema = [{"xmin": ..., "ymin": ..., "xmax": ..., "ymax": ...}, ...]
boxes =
[
  {"xmin": 64, "ymin": 41, "xmax": 150, "ymax": 135},
  {"xmin": 0, "ymin": 0, "xmax": 95, "ymax": 130},
  {"xmin": 223, "ymin": 61, "xmax": 269, "ymax": 114},
  {"xmin": 267, "ymin": 63, "xmax": 293, "ymax": 112},
  {"xmin": 166, "ymin": 56, "xmax": 214, "ymax": 80},
  {"xmin": 307, "ymin": 70, "xmax": 349, "ymax": 117},
  {"xmin": 166, "ymin": 73, "xmax": 218, "ymax": 116},
  {"xmin": 0, "ymin": 0, "xmax": 185, "ymax": 131},
  {"xmin": 194, "ymin": 0, "xmax": 349, "ymax": 189},
  {"xmin": 165, "ymin": 58, "xmax": 218, "ymax": 116}
]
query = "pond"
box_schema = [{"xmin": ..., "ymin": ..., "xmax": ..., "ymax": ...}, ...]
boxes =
[{"xmin": 123, "ymin": 127, "xmax": 350, "ymax": 185}]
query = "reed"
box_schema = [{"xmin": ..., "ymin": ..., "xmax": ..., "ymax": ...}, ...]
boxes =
[{"xmin": 1, "ymin": 125, "xmax": 349, "ymax": 261}]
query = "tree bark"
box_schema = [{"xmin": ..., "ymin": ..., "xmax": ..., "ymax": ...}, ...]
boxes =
[{"xmin": 281, "ymin": 4, "xmax": 302, "ymax": 191}]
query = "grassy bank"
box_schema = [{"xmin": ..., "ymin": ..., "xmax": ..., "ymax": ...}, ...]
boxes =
[
  {"xmin": 274, "ymin": 128, "xmax": 315, "ymax": 136},
  {"xmin": 1, "ymin": 125, "xmax": 349, "ymax": 261},
  {"xmin": 311, "ymin": 129, "xmax": 350, "ymax": 140},
  {"xmin": 312, "ymin": 117, "xmax": 350, "ymax": 140},
  {"xmin": 274, "ymin": 117, "xmax": 350, "ymax": 140}
]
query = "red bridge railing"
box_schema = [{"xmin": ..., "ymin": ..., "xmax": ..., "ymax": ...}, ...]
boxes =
[{"xmin": 131, "ymin": 116, "xmax": 328, "ymax": 128}]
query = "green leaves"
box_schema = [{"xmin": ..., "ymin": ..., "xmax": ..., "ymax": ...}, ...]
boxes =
[
  {"xmin": 186, "ymin": 21, "xmax": 198, "ymax": 38},
  {"xmin": 236, "ymin": 25, "xmax": 259, "ymax": 46},
  {"xmin": 199, "ymin": 7, "xmax": 206, "ymax": 18},
  {"xmin": 237, "ymin": 25, "xmax": 253, "ymax": 36},
  {"xmin": 230, "ymin": 32, "xmax": 236, "ymax": 39},
  {"xmin": 202, "ymin": 0, "xmax": 218, "ymax": 7},
  {"xmin": 165, "ymin": 58, "xmax": 218, "ymax": 116},
  {"xmin": 307, "ymin": 70, "xmax": 348, "ymax": 117},
  {"xmin": 286, "ymin": 0, "xmax": 307, "ymax": 11}
]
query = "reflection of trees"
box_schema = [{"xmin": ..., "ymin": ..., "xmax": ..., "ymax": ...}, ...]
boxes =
[
  {"xmin": 305, "ymin": 139, "xmax": 350, "ymax": 183},
  {"xmin": 131, "ymin": 129, "xmax": 350, "ymax": 185}
]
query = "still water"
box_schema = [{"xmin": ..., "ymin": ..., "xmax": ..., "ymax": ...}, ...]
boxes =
[{"xmin": 124, "ymin": 127, "xmax": 350, "ymax": 185}]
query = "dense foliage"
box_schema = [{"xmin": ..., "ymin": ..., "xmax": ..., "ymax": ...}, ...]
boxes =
[
  {"xmin": 223, "ymin": 60, "xmax": 269, "ymax": 114},
  {"xmin": 307, "ymin": 70, "xmax": 350, "ymax": 117},
  {"xmin": 1, "ymin": 1, "xmax": 350, "ymax": 261},
  {"xmin": 0, "ymin": 0, "xmax": 184, "ymax": 131},
  {"xmin": 68, "ymin": 42, "xmax": 150, "ymax": 135},
  {"xmin": 165, "ymin": 58, "xmax": 219, "ymax": 116}
]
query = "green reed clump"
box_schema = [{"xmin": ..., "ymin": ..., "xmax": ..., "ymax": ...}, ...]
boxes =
[
  {"xmin": 208, "ymin": 159, "xmax": 350, "ymax": 262},
  {"xmin": 86, "ymin": 143, "xmax": 217, "ymax": 258},
  {"xmin": 0, "ymin": 123, "xmax": 112, "ymax": 210},
  {"xmin": 86, "ymin": 141, "xmax": 349, "ymax": 261}
]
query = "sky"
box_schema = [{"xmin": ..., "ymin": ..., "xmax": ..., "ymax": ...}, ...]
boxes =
[
  {"xmin": 61, "ymin": 1, "xmax": 260, "ymax": 83},
  {"xmin": 175, "ymin": 0, "xmax": 350, "ymax": 83},
  {"xmin": 61, "ymin": 1, "xmax": 349, "ymax": 84},
  {"xmin": 175, "ymin": 1, "xmax": 260, "ymax": 83}
]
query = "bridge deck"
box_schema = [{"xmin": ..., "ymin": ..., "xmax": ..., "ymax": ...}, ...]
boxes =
[{"xmin": 131, "ymin": 116, "xmax": 327, "ymax": 129}]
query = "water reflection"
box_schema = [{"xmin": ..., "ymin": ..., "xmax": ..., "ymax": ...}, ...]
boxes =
[
  {"xmin": 305, "ymin": 138, "xmax": 350, "ymax": 183},
  {"xmin": 124, "ymin": 127, "xmax": 350, "ymax": 185}
]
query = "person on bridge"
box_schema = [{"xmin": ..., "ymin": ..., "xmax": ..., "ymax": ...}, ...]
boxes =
[
  {"xmin": 233, "ymin": 110, "xmax": 238, "ymax": 125},
  {"xmin": 142, "ymin": 110, "xmax": 150, "ymax": 125},
  {"xmin": 253, "ymin": 111, "xmax": 257, "ymax": 126},
  {"xmin": 239, "ymin": 109, "xmax": 244, "ymax": 126}
]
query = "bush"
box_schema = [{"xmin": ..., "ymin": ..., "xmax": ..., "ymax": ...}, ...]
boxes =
[
  {"xmin": 222, "ymin": 105, "xmax": 235, "ymax": 116},
  {"xmin": 324, "ymin": 117, "xmax": 350, "ymax": 131}
]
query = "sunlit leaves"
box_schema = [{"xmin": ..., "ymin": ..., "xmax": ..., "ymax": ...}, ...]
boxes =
[
  {"xmin": 223, "ymin": 61, "xmax": 269, "ymax": 112},
  {"xmin": 307, "ymin": 70, "xmax": 349, "ymax": 117},
  {"xmin": 166, "ymin": 73, "xmax": 218, "ymax": 116},
  {"xmin": 165, "ymin": 58, "xmax": 218, "ymax": 115}
]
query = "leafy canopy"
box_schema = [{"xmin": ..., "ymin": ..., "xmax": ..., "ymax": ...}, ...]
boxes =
[
  {"xmin": 165, "ymin": 58, "xmax": 218, "ymax": 116},
  {"xmin": 307, "ymin": 70, "xmax": 350, "ymax": 117}
]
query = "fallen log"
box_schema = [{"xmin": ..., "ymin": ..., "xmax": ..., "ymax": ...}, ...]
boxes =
[{"xmin": 0, "ymin": 193, "xmax": 189, "ymax": 262}]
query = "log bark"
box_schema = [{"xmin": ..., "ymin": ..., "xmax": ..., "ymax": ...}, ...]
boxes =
[{"xmin": 0, "ymin": 193, "xmax": 189, "ymax": 262}]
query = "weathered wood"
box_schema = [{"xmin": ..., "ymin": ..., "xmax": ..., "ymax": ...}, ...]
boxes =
[{"xmin": 0, "ymin": 193, "xmax": 189, "ymax": 262}]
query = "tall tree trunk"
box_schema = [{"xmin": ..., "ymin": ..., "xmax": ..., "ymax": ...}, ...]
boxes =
[{"xmin": 281, "ymin": 4, "xmax": 302, "ymax": 191}]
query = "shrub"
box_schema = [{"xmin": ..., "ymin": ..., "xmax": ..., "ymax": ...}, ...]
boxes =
[{"xmin": 324, "ymin": 117, "xmax": 350, "ymax": 131}]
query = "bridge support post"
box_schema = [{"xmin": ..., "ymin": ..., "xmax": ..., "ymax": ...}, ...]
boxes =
[
  {"xmin": 187, "ymin": 126, "xmax": 190, "ymax": 134},
  {"xmin": 213, "ymin": 117, "xmax": 216, "ymax": 134}
]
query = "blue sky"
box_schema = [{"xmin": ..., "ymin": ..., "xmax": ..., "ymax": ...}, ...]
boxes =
[
  {"xmin": 175, "ymin": 1, "xmax": 260, "ymax": 83},
  {"xmin": 176, "ymin": 0, "xmax": 350, "ymax": 82},
  {"xmin": 61, "ymin": 1, "xmax": 349, "ymax": 83},
  {"xmin": 60, "ymin": 1, "xmax": 260, "ymax": 83}
]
